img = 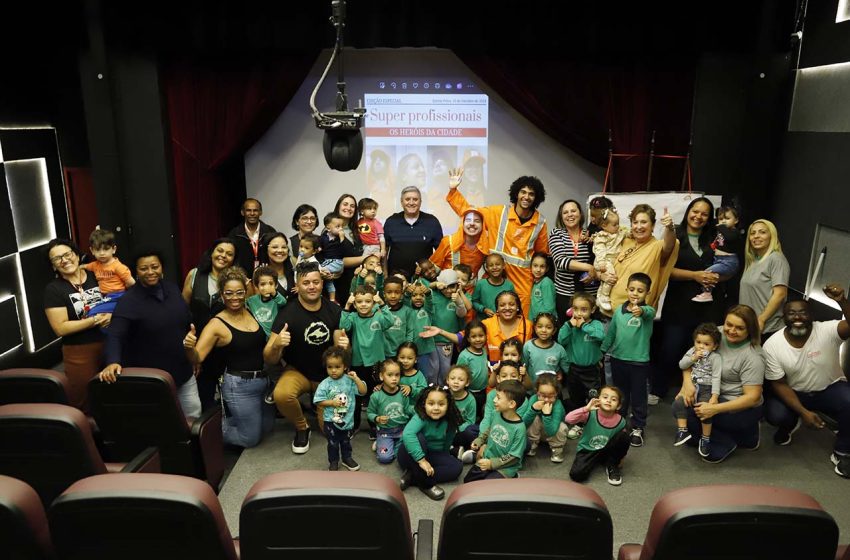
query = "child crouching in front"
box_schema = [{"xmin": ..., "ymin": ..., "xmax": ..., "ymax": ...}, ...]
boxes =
[
  {"xmin": 398, "ymin": 385, "xmax": 464, "ymax": 501},
  {"xmin": 567, "ymin": 385, "xmax": 630, "ymax": 486},
  {"xmin": 367, "ymin": 358, "xmax": 412, "ymax": 464},
  {"xmin": 525, "ymin": 373, "xmax": 569, "ymax": 463},
  {"xmin": 671, "ymin": 323, "xmax": 722, "ymax": 458},
  {"xmin": 465, "ymin": 379, "xmax": 528, "ymax": 481},
  {"xmin": 313, "ymin": 347, "xmax": 367, "ymax": 471}
]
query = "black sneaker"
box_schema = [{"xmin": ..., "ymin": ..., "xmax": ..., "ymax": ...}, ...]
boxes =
[
  {"xmin": 328, "ymin": 461, "xmax": 339, "ymax": 471},
  {"xmin": 606, "ymin": 464, "xmax": 622, "ymax": 486},
  {"xmin": 629, "ymin": 428, "xmax": 644, "ymax": 447},
  {"xmin": 773, "ymin": 417, "xmax": 801, "ymax": 446},
  {"xmin": 831, "ymin": 453, "xmax": 850, "ymax": 478},
  {"xmin": 399, "ymin": 470, "xmax": 413, "ymax": 490},
  {"xmin": 698, "ymin": 437, "xmax": 711, "ymax": 458},
  {"xmin": 368, "ymin": 429, "xmax": 377, "ymax": 441},
  {"xmin": 673, "ymin": 430, "xmax": 692, "ymax": 447},
  {"xmin": 292, "ymin": 428, "xmax": 311, "ymax": 454},
  {"xmin": 341, "ymin": 457, "xmax": 361, "ymax": 471},
  {"xmin": 702, "ymin": 444, "xmax": 737, "ymax": 464}
]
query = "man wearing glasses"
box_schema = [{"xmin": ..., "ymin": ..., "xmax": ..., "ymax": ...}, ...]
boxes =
[{"xmin": 264, "ymin": 261, "xmax": 350, "ymax": 454}]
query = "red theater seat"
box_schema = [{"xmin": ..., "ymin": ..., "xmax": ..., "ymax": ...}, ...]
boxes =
[
  {"xmin": 49, "ymin": 473, "xmax": 239, "ymax": 559},
  {"xmin": 240, "ymin": 471, "xmax": 431, "ymax": 560},
  {"xmin": 0, "ymin": 475, "xmax": 52, "ymax": 559},
  {"xmin": 618, "ymin": 485, "xmax": 839, "ymax": 560},
  {"xmin": 88, "ymin": 367, "xmax": 224, "ymax": 488},
  {"xmin": 439, "ymin": 478, "xmax": 613, "ymax": 560},
  {"xmin": 0, "ymin": 403, "xmax": 160, "ymax": 507}
]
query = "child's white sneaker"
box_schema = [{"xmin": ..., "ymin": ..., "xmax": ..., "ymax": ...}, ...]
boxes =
[
  {"xmin": 550, "ymin": 450, "xmax": 565, "ymax": 463},
  {"xmin": 461, "ymin": 449, "xmax": 476, "ymax": 464},
  {"xmin": 691, "ymin": 291, "xmax": 713, "ymax": 303},
  {"xmin": 567, "ymin": 425, "xmax": 583, "ymax": 440},
  {"xmin": 526, "ymin": 442, "xmax": 539, "ymax": 457}
]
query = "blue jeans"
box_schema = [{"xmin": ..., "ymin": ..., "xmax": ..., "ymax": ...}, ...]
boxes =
[
  {"xmin": 177, "ymin": 375, "xmax": 202, "ymax": 419},
  {"xmin": 610, "ymin": 358, "xmax": 649, "ymax": 428},
  {"xmin": 765, "ymin": 381, "xmax": 850, "ymax": 454},
  {"xmin": 686, "ymin": 402, "xmax": 763, "ymax": 461},
  {"xmin": 705, "ymin": 254, "xmax": 739, "ymax": 278},
  {"xmin": 375, "ymin": 426, "xmax": 404, "ymax": 464},
  {"xmin": 434, "ymin": 343, "xmax": 454, "ymax": 385},
  {"xmin": 323, "ymin": 422, "xmax": 353, "ymax": 462},
  {"xmin": 220, "ymin": 373, "xmax": 275, "ymax": 448},
  {"xmin": 320, "ymin": 258, "xmax": 343, "ymax": 295},
  {"xmin": 417, "ymin": 350, "xmax": 440, "ymax": 385}
]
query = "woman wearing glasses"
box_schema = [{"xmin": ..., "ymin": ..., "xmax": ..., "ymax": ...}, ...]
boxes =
[
  {"xmin": 44, "ymin": 238, "xmax": 109, "ymax": 410},
  {"xmin": 290, "ymin": 204, "xmax": 319, "ymax": 257},
  {"xmin": 184, "ymin": 266, "xmax": 273, "ymax": 448},
  {"xmin": 181, "ymin": 237, "xmax": 239, "ymax": 409}
]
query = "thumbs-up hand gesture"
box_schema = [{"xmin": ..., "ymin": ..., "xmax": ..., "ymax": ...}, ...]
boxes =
[
  {"xmin": 661, "ymin": 206, "xmax": 674, "ymax": 231},
  {"xmin": 448, "ymin": 167, "xmax": 464, "ymax": 190},
  {"xmin": 183, "ymin": 324, "xmax": 197, "ymax": 349},
  {"xmin": 272, "ymin": 323, "xmax": 291, "ymax": 349}
]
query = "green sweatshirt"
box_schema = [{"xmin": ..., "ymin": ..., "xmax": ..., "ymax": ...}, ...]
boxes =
[
  {"xmin": 601, "ymin": 303, "xmax": 655, "ymax": 362},
  {"xmin": 558, "ymin": 319, "xmax": 605, "ymax": 367},
  {"xmin": 454, "ymin": 391, "xmax": 477, "ymax": 431},
  {"xmin": 429, "ymin": 290, "xmax": 465, "ymax": 345},
  {"xmin": 528, "ymin": 276, "xmax": 556, "ymax": 322},
  {"xmin": 402, "ymin": 414, "xmax": 456, "ymax": 461},
  {"xmin": 472, "ymin": 277, "xmax": 515, "ymax": 320},
  {"xmin": 522, "ymin": 340, "xmax": 570, "ymax": 382},
  {"xmin": 457, "ymin": 348, "xmax": 489, "ymax": 392},
  {"xmin": 367, "ymin": 386, "xmax": 412, "ymax": 429},
  {"xmin": 473, "ymin": 411, "xmax": 527, "ymax": 478},
  {"xmin": 409, "ymin": 304, "xmax": 436, "ymax": 356},
  {"xmin": 340, "ymin": 305, "xmax": 396, "ymax": 366},
  {"xmin": 383, "ymin": 304, "xmax": 416, "ymax": 357},
  {"xmin": 400, "ymin": 369, "xmax": 428, "ymax": 400},
  {"xmin": 521, "ymin": 394, "xmax": 567, "ymax": 437},
  {"xmin": 480, "ymin": 390, "xmax": 533, "ymax": 434}
]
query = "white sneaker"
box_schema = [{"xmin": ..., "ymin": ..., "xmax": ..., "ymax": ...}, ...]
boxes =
[
  {"xmin": 691, "ymin": 291, "xmax": 714, "ymax": 303},
  {"xmin": 567, "ymin": 425, "xmax": 583, "ymax": 440},
  {"xmin": 526, "ymin": 442, "xmax": 538, "ymax": 457},
  {"xmin": 550, "ymin": 450, "xmax": 565, "ymax": 463},
  {"xmin": 647, "ymin": 394, "xmax": 661, "ymax": 406},
  {"xmin": 371, "ymin": 441, "xmax": 377, "ymax": 452},
  {"xmin": 461, "ymin": 449, "xmax": 476, "ymax": 464}
]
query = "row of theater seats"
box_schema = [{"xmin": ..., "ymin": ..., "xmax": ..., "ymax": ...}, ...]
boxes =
[
  {"xmin": 0, "ymin": 367, "xmax": 224, "ymax": 500},
  {"xmin": 1, "ymin": 470, "xmax": 847, "ymax": 560}
]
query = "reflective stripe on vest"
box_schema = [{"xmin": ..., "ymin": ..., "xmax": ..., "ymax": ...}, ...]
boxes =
[
  {"xmin": 451, "ymin": 250, "xmax": 460, "ymax": 266},
  {"xmin": 492, "ymin": 206, "xmax": 544, "ymax": 268}
]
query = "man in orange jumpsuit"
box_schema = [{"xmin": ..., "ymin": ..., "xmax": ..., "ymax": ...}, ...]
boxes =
[
  {"xmin": 429, "ymin": 208, "xmax": 488, "ymax": 277},
  {"xmin": 446, "ymin": 170, "xmax": 549, "ymax": 314}
]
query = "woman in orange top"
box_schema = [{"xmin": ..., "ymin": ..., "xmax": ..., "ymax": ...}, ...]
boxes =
[
  {"xmin": 481, "ymin": 290, "xmax": 533, "ymax": 361},
  {"xmin": 429, "ymin": 208, "xmax": 487, "ymax": 277}
]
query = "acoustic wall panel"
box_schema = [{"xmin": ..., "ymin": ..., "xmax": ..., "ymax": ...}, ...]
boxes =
[
  {"xmin": 0, "ymin": 295, "xmax": 22, "ymax": 356},
  {"xmin": 5, "ymin": 158, "xmax": 56, "ymax": 251}
]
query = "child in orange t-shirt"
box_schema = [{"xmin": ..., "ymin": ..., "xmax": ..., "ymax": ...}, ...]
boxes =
[{"xmin": 82, "ymin": 228, "xmax": 135, "ymax": 314}]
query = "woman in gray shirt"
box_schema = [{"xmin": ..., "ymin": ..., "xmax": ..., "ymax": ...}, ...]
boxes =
[
  {"xmin": 740, "ymin": 219, "xmax": 789, "ymax": 343},
  {"xmin": 677, "ymin": 304, "xmax": 765, "ymax": 463}
]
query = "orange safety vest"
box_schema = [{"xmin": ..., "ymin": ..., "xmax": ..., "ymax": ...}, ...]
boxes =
[{"xmin": 446, "ymin": 189, "xmax": 549, "ymax": 313}]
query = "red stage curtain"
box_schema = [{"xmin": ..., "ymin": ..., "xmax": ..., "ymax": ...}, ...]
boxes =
[{"xmin": 163, "ymin": 55, "xmax": 317, "ymax": 274}]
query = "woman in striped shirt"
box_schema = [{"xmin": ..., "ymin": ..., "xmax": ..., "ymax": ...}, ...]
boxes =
[{"xmin": 549, "ymin": 199, "xmax": 598, "ymax": 322}]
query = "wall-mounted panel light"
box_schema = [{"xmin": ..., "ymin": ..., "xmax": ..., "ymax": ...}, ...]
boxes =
[
  {"xmin": 838, "ymin": 0, "xmax": 850, "ymax": 23},
  {"xmin": 5, "ymin": 158, "xmax": 56, "ymax": 252},
  {"xmin": 0, "ymin": 294, "xmax": 22, "ymax": 356},
  {"xmin": 789, "ymin": 61, "xmax": 850, "ymax": 132}
]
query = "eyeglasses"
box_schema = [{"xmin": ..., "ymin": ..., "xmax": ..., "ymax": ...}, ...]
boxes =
[
  {"xmin": 49, "ymin": 251, "xmax": 76, "ymax": 265},
  {"xmin": 299, "ymin": 216, "xmax": 317, "ymax": 222},
  {"xmin": 222, "ymin": 290, "xmax": 246, "ymax": 298}
]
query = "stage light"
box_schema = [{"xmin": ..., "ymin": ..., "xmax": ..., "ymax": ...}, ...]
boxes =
[{"xmin": 309, "ymin": 0, "xmax": 366, "ymax": 171}]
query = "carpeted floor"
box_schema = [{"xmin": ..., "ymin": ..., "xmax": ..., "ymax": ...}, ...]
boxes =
[{"xmin": 218, "ymin": 401, "xmax": 849, "ymax": 553}]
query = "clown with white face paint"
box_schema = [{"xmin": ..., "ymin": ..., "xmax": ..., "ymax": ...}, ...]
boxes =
[{"xmin": 429, "ymin": 208, "xmax": 489, "ymax": 277}]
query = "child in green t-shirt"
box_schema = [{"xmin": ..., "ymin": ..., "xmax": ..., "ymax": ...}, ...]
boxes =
[
  {"xmin": 246, "ymin": 266, "xmax": 287, "ymax": 405},
  {"xmin": 396, "ymin": 342, "xmax": 428, "ymax": 401},
  {"xmin": 528, "ymin": 252, "xmax": 557, "ymax": 322},
  {"xmin": 465, "ymin": 379, "xmax": 528, "ymax": 481},
  {"xmin": 367, "ymin": 358, "xmax": 412, "ymax": 464},
  {"xmin": 601, "ymin": 272, "xmax": 656, "ymax": 448},
  {"xmin": 525, "ymin": 373, "xmax": 569, "ymax": 463},
  {"xmin": 446, "ymin": 365, "xmax": 479, "ymax": 458},
  {"xmin": 472, "ymin": 253, "xmax": 515, "ymax": 320}
]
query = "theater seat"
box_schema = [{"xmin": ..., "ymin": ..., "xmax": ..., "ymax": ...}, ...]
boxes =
[
  {"xmin": 240, "ymin": 471, "xmax": 431, "ymax": 560},
  {"xmin": 0, "ymin": 368, "xmax": 70, "ymax": 405},
  {"xmin": 0, "ymin": 475, "xmax": 52, "ymax": 559},
  {"xmin": 439, "ymin": 478, "xmax": 613, "ymax": 560},
  {"xmin": 49, "ymin": 473, "xmax": 239, "ymax": 560},
  {"xmin": 618, "ymin": 485, "xmax": 839, "ymax": 560},
  {"xmin": 88, "ymin": 368, "xmax": 224, "ymax": 488},
  {"xmin": 0, "ymin": 403, "xmax": 160, "ymax": 507}
]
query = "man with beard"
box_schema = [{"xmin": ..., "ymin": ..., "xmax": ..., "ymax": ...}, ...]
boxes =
[
  {"xmin": 764, "ymin": 284, "xmax": 850, "ymax": 478},
  {"xmin": 228, "ymin": 198, "xmax": 276, "ymax": 273},
  {"xmin": 264, "ymin": 261, "xmax": 349, "ymax": 454},
  {"xmin": 447, "ymin": 169, "xmax": 549, "ymax": 313},
  {"xmin": 429, "ymin": 208, "xmax": 488, "ymax": 277}
]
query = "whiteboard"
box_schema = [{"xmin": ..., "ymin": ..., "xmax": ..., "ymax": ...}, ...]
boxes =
[
  {"xmin": 585, "ymin": 191, "xmax": 723, "ymax": 238},
  {"xmin": 585, "ymin": 191, "xmax": 723, "ymax": 318}
]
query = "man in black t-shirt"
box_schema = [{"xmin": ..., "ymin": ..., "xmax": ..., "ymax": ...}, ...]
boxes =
[{"xmin": 264, "ymin": 261, "xmax": 348, "ymax": 454}]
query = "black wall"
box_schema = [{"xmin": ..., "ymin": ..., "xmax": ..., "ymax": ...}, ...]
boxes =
[{"xmin": 771, "ymin": 0, "xmax": 850, "ymax": 289}]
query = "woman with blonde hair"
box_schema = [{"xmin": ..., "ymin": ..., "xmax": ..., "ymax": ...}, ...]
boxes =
[{"xmin": 740, "ymin": 219, "xmax": 789, "ymax": 343}]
